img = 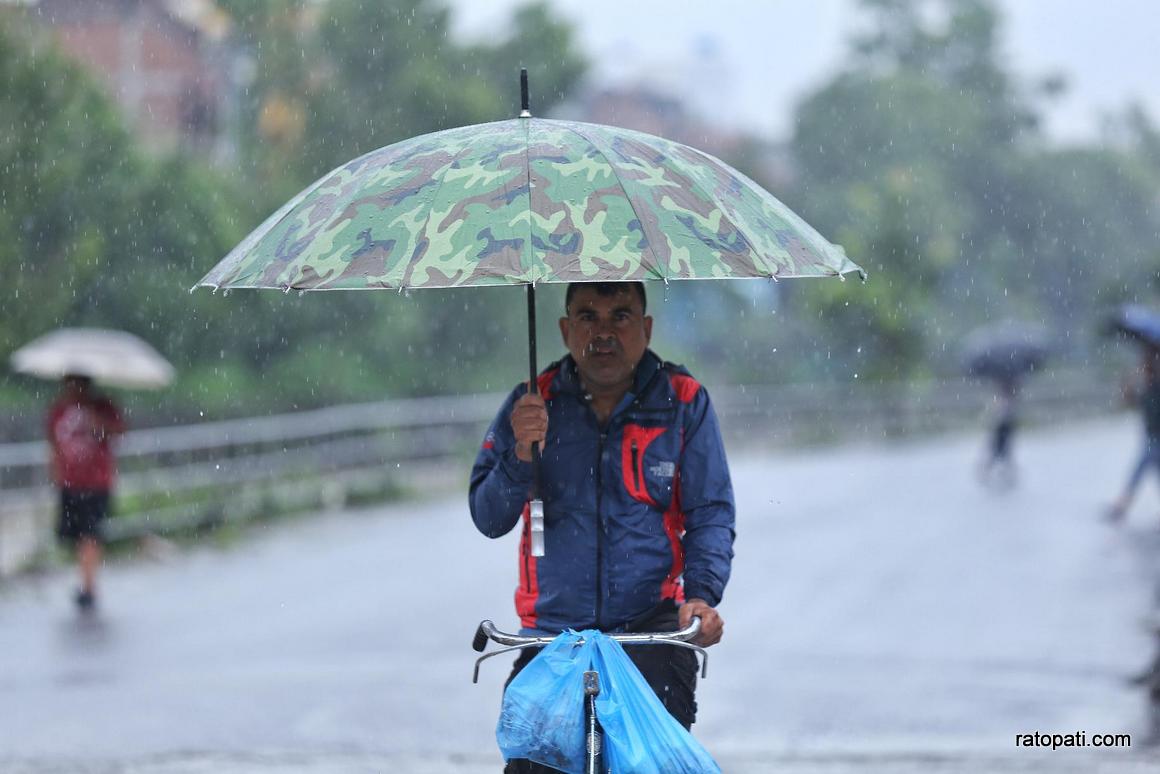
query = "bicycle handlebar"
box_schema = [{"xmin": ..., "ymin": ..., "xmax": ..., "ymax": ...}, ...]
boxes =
[{"xmin": 471, "ymin": 617, "xmax": 708, "ymax": 683}]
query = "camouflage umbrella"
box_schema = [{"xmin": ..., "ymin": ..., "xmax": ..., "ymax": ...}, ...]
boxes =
[
  {"xmin": 196, "ymin": 71, "xmax": 862, "ymax": 552},
  {"xmin": 198, "ymin": 75, "xmax": 861, "ymax": 293}
]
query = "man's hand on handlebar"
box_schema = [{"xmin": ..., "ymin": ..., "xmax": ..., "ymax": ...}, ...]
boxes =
[{"xmin": 679, "ymin": 598, "xmax": 723, "ymax": 647}]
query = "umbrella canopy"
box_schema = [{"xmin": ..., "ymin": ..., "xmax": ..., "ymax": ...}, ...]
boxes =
[
  {"xmin": 1104, "ymin": 304, "xmax": 1160, "ymax": 349},
  {"xmin": 962, "ymin": 321, "xmax": 1052, "ymax": 383},
  {"xmin": 10, "ymin": 328, "xmax": 174, "ymax": 390},
  {"xmin": 197, "ymin": 121, "xmax": 860, "ymax": 292}
]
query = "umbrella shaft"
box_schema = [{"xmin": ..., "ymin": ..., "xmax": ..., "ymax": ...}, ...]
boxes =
[
  {"xmin": 527, "ymin": 284, "xmax": 538, "ymax": 391},
  {"xmin": 527, "ymin": 285, "xmax": 542, "ymax": 499}
]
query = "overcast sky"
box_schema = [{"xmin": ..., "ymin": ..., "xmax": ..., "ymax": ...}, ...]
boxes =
[{"xmin": 451, "ymin": 0, "xmax": 1159, "ymax": 143}]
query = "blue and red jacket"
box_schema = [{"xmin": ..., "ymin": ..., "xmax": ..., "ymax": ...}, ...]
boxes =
[{"xmin": 469, "ymin": 350, "xmax": 735, "ymax": 633}]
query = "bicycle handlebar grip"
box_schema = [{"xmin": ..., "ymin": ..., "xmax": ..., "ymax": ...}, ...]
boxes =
[
  {"xmin": 688, "ymin": 615, "xmax": 702, "ymax": 638},
  {"xmin": 472, "ymin": 622, "xmax": 489, "ymax": 652}
]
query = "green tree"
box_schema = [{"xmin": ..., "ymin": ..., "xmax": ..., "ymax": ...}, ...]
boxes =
[
  {"xmin": 473, "ymin": 2, "xmax": 587, "ymax": 112},
  {"xmin": 0, "ymin": 20, "xmax": 142, "ymax": 358},
  {"xmin": 785, "ymin": 0, "xmax": 1160, "ymax": 380},
  {"xmin": 0, "ymin": 17, "xmax": 261, "ymax": 425},
  {"xmin": 225, "ymin": 0, "xmax": 587, "ymax": 201},
  {"xmin": 202, "ymin": 0, "xmax": 589, "ymax": 409}
]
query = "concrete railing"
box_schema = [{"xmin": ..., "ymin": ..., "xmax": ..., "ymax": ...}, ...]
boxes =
[
  {"xmin": 0, "ymin": 393, "xmax": 504, "ymax": 576},
  {"xmin": 0, "ymin": 372, "xmax": 1120, "ymax": 577}
]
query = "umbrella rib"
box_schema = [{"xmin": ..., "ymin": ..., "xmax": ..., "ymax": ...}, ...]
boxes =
[{"xmin": 555, "ymin": 122, "xmax": 667, "ymax": 281}]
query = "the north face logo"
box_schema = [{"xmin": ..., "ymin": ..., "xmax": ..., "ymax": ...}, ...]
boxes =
[{"xmin": 649, "ymin": 461, "xmax": 676, "ymax": 478}]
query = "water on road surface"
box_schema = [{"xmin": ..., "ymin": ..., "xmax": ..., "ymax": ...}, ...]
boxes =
[{"xmin": 1, "ymin": 415, "xmax": 1157, "ymax": 773}]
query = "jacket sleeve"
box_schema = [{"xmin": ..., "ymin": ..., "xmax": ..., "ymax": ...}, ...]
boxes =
[
  {"xmin": 469, "ymin": 386, "xmax": 535, "ymax": 539},
  {"xmin": 678, "ymin": 387, "xmax": 736, "ymax": 608}
]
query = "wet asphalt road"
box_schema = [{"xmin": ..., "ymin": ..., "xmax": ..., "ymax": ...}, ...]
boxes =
[{"xmin": 1, "ymin": 415, "xmax": 1158, "ymax": 773}]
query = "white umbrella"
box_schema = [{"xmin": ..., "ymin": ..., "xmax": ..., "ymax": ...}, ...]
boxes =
[{"xmin": 10, "ymin": 328, "xmax": 174, "ymax": 390}]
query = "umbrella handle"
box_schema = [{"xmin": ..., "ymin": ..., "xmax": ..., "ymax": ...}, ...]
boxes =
[{"xmin": 529, "ymin": 499, "xmax": 545, "ymax": 557}]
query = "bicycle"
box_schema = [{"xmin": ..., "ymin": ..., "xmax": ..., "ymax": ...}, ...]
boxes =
[{"xmin": 472, "ymin": 617, "xmax": 709, "ymax": 773}]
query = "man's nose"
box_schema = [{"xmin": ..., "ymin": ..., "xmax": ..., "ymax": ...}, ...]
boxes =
[{"xmin": 592, "ymin": 317, "xmax": 616, "ymax": 335}]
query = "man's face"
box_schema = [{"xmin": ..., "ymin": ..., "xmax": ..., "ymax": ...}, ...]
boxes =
[{"xmin": 559, "ymin": 286, "xmax": 652, "ymax": 394}]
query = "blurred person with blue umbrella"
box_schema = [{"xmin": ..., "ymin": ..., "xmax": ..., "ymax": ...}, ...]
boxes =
[
  {"xmin": 961, "ymin": 320, "xmax": 1052, "ymax": 489},
  {"xmin": 1103, "ymin": 306, "xmax": 1160, "ymax": 523},
  {"xmin": 10, "ymin": 328, "xmax": 173, "ymax": 610}
]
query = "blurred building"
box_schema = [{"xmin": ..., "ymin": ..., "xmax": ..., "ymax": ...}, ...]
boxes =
[{"xmin": 18, "ymin": 0, "xmax": 235, "ymax": 159}]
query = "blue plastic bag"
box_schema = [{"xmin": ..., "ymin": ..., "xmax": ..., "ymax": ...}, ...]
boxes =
[
  {"xmin": 496, "ymin": 630, "xmax": 590, "ymax": 773},
  {"xmin": 496, "ymin": 630, "xmax": 720, "ymax": 774},
  {"xmin": 591, "ymin": 636, "xmax": 721, "ymax": 774}
]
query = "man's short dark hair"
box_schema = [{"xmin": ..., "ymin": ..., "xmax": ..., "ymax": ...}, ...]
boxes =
[{"xmin": 565, "ymin": 282, "xmax": 647, "ymax": 315}]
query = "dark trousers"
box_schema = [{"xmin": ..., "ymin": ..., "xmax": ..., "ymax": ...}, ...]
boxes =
[
  {"xmin": 991, "ymin": 417, "xmax": 1015, "ymax": 460},
  {"xmin": 56, "ymin": 489, "xmax": 110, "ymax": 545},
  {"xmin": 502, "ymin": 602, "xmax": 698, "ymax": 773}
]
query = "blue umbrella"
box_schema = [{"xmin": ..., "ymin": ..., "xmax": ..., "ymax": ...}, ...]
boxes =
[
  {"xmin": 1104, "ymin": 304, "xmax": 1160, "ymax": 348},
  {"xmin": 962, "ymin": 321, "xmax": 1052, "ymax": 384}
]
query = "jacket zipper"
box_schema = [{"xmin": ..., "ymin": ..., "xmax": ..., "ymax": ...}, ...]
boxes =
[
  {"xmin": 631, "ymin": 439, "xmax": 641, "ymax": 493},
  {"xmin": 595, "ymin": 430, "xmax": 606, "ymax": 628}
]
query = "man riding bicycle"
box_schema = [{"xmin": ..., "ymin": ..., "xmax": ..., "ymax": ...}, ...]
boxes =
[{"xmin": 469, "ymin": 281, "xmax": 736, "ymax": 773}]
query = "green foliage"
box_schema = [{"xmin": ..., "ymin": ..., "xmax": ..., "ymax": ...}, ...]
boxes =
[
  {"xmin": 786, "ymin": 0, "xmax": 1160, "ymax": 381},
  {"xmin": 1, "ymin": 1, "xmax": 589, "ymax": 436},
  {"xmin": 472, "ymin": 2, "xmax": 587, "ymax": 112},
  {"xmin": 228, "ymin": 0, "xmax": 587, "ymax": 203},
  {"xmin": 0, "ymin": 22, "xmax": 141, "ymax": 357}
]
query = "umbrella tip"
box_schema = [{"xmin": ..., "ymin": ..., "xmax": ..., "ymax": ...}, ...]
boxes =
[{"xmin": 519, "ymin": 68, "xmax": 532, "ymax": 118}]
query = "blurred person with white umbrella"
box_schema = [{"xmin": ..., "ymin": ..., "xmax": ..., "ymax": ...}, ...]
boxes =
[{"xmin": 10, "ymin": 328, "xmax": 173, "ymax": 611}]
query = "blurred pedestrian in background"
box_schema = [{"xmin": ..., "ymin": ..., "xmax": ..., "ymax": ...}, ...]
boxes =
[
  {"xmin": 978, "ymin": 377, "xmax": 1020, "ymax": 489},
  {"xmin": 47, "ymin": 375, "xmax": 124, "ymax": 611},
  {"xmin": 962, "ymin": 321, "xmax": 1050, "ymax": 490},
  {"xmin": 1106, "ymin": 345, "xmax": 1160, "ymax": 523}
]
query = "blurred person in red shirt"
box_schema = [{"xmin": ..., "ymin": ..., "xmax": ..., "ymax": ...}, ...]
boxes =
[{"xmin": 47, "ymin": 375, "xmax": 124, "ymax": 611}]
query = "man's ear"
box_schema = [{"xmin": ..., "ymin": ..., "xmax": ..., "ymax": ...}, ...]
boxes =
[
  {"xmin": 643, "ymin": 315, "xmax": 653, "ymax": 344},
  {"xmin": 558, "ymin": 316, "xmax": 569, "ymax": 345}
]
